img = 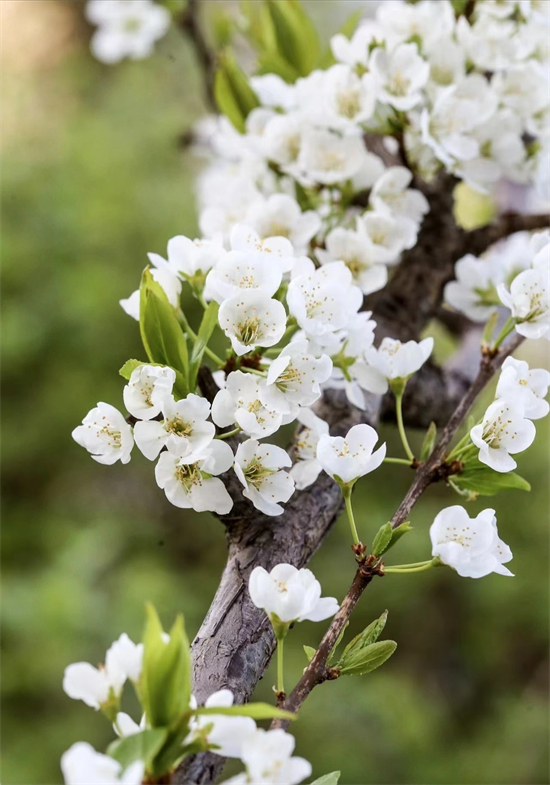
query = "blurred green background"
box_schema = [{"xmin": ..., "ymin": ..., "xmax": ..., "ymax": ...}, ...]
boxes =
[{"xmin": 1, "ymin": 2, "xmax": 548, "ymax": 783}]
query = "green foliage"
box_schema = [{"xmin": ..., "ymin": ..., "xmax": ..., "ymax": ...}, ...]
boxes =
[
  {"xmin": 454, "ymin": 459, "xmax": 531, "ymax": 497},
  {"xmin": 214, "ymin": 51, "xmax": 260, "ymax": 133},
  {"xmin": 108, "ymin": 728, "xmax": 168, "ymax": 771},
  {"xmin": 372, "ymin": 522, "xmax": 393, "ymax": 557},
  {"xmin": 453, "ymin": 182, "xmax": 496, "ymax": 230},
  {"xmin": 342, "ymin": 611, "xmax": 388, "ymax": 658},
  {"xmin": 310, "ymin": 773, "xmax": 341, "ymax": 785},
  {"xmin": 420, "ymin": 422, "xmax": 437, "ymax": 461},
  {"xmin": 139, "ymin": 269, "xmax": 189, "ymax": 396},
  {"xmin": 327, "ymin": 621, "xmax": 349, "ymax": 665},
  {"xmin": 119, "ymin": 359, "xmax": 161, "ymax": 380},
  {"xmin": 303, "ymin": 645, "xmax": 316, "ymax": 663},
  {"xmin": 338, "ymin": 640, "xmax": 397, "ymax": 677},
  {"xmin": 195, "ymin": 703, "xmax": 296, "ymax": 721},
  {"xmin": 188, "ymin": 301, "xmax": 219, "ymax": 390}
]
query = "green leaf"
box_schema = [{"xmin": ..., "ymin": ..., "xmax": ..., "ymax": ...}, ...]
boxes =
[
  {"xmin": 108, "ymin": 729, "xmax": 168, "ymax": 771},
  {"xmin": 453, "ymin": 182, "xmax": 496, "ymax": 230},
  {"xmin": 188, "ymin": 301, "xmax": 219, "ymax": 390},
  {"xmin": 265, "ymin": 0, "xmax": 320, "ymax": 77},
  {"xmin": 372, "ymin": 522, "xmax": 393, "ymax": 557},
  {"xmin": 327, "ymin": 621, "xmax": 349, "ymax": 665},
  {"xmin": 303, "ymin": 645, "xmax": 316, "ymax": 663},
  {"xmin": 387, "ymin": 520, "xmax": 413, "ymax": 551},
  {"xmin": 342, "ymin": 611, "xmax": 388, "ymax": 658},
  {"xmin": 140, "ymin": 604, "xmax": 192, "ymax": 729},
  {"xmin": 420, "ymin": 422, "xmax": 437, "ymax": 461},
  {"xmin": 119, "ymin": 359, "xmax": 164, "ymax": 381},
  {"xmin": 257, "ymin": 51, "xmax": 300, "ymax": 83},
  {"xmin": 310, "ymin": 773, "xmax": 341, "ymax": 785},
  {"xmin": 214, "ymin": 51, "xmax": 260, "ymax": 133},
  {"xmin": 194, "ymin": 703, "xmax": 296, "ymax": 721},
  {"xmin": 139, "ymin": 269, "xmax": 188, "ymax": 396},
  {"xmin": 338, "ymin": 640, "xmax": 397, "ymax": 676},
  {"xmin": 453, "ymin": 459, "xmax": 531, "ymax": 497}
]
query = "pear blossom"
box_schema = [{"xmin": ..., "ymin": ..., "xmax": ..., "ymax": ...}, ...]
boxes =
[
  {"xmin": 228, "ymin": 223, "xmax": 296, "ymax": 275},
  {"xmin": 316, "ymin": 224, "xmax": 388, "ymax": 295},
  {"xmin": 114, "ymin": 712, "xmax": 145, "ymax": 737},
  {"xmin": 498, "ymin": 265, "xmax": 550, "ymax": 340},
  {"xmin": 330, "ymin": 21, "xmax": 384, "ymax": 68},
  {"xmin": 249, "ymin": 564, "xmax": 339, "ymax": 624},
  {"xmin": 155, "ymin": 440, "xmax": 234, "ymax": 513},
  {"xmin": 225, "ymin": 729, "xmax": 312, "ymax": 785},
  {"xmin": 364, "ymin": 337, "xmax": 434, "ymax": 392},
  {"xmin": 370, "ymin": 43, "xmax": 430, "ymax": 112},
  {"xmin": 250, "ymin": 74, "xmax": 296, "ymax": 111},
  {"xmin": 294, "ymin": 128, "xmax": 368, "ymax": 186},
  {"xmin": 134, "ymin": 393, "xmax": 215, "ymax": 461},
  {"xmin": 211, "ymin": 371, "xmax": 283, "ymax": 439},
  {"xmin": 218, "ymin": 291, "xmax": 287, "ymax": 356},
  {"xmin": 205, "ymin": 252, "xmax": 283, "ymax": 304},
  {"xmin": 123, "ymin": 364, "xmax": 176, "ymax": 420},
  {"xmin": 317, "ymin": 423, "xmax": 386, "ymax": 485},
  {"xmin": 245, "ymin": 194, "xmax": 320, "ymax": 255},
  {"xmin": 234, "ymin": 440, "xmax": 295, "ymax": 516},
  {"xmin": 290, "ymin": 410, "xmax": 330, "ymax": 490},
  {"xmin": 61, "ymin": 742, "xmax": 144, "ymax": 785},
  {"xmin": 321, "ymin": 64, "xmax": 377, "ymax": 129},
  {"xmin": 496, "ymin": 357, "xmax": 550, "ymax": 420},
  {"xmin": 119, "ymin": 251, "xmax": 181, "ymax": 321},
  {"xmin": 85, "ymin": 0, "xmax": 170, "ymax": 65},
  {"xmin": 369, "ymin": 167, "xmax": 429, "ymax": 224},
  {"xmin": 262, "ymin": 113, "xmax": 305, "ymax": 168},
  {"xmin": 376, "ymin": 0, "xmax": 456, "ymax": 52},
  {"xmin": 259, "ymin": 341, "xmax": 332, "ymax": 416},
  {"xmin": 186, "ymin": 690, "xmax": 256, "ymax": 759},
  {"xmin": 157, "ymin": 234, "xmax": 224, "ymax": 280},
  {"xmin": 430, "ymin": 506, "xmax": 514, "ymax": 579},
  {"xmin": 361, "ymin": 212, "xmax": 416, "ymax": 264},
  {"xmin": 287, "ymin": 261, "xmax": 362, "ymax": 344},
  {"xmin": 444, "ymin": 254, "xmax": 501, "ymax": 321},
  {"xmin": 63, "ymin": 634, "xmax": 142, "ymax": 709},
  {"xmin": 470, "ymin": 398, "xmax": 536, "ymax": 472},
  {"xmin": 72, "ymin": 403, "xmax": 133, "ymax": 465}
]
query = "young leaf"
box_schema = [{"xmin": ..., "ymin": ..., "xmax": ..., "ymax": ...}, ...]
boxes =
[
  {"xmin": 139, "ymin": 269, "xmax": 188, "ymax": 396},
  {"xmin": 214, "ymin": 51, "xmax": 260, "ymax": 133},
  {"xmin": 194, "ymin": 703, "xmax": 296, "ymax": 721},
  {"xmin": 388, "ymin": 520, "xmax": 413, "ymax": 551},
  {"xmin": 327, "ymin": 621, "xmax": 349, "ymax": 665},
  {"xmin": 265, "ymin": 0, "xmax": 320, "ymax": 77},
  {"xmin": 453, "ymin": 461, "xmax": 531, "ymax": 496},
  {"xmin": 338, "ymin": 640, "xmax": 397, "ymax": 676},
  {"xmin": 140, "ymin": 604, "xmax": 192, "ymax": 729},
  {"xmin": 188, "ymin": 301, "xmax": 220, "ymax": 390},
  {"xmin": 303, "ymin": 645, "xmax": 316, "ymax": 663},
  {"xmin": 372, "ymin": 522, "xmax": 393, "ymax": 557},
  {"xmin": 310, "ymin": 773, "xmax": 341, "ymax": 785},
  {"xmin": 420, "ymin": 422, "xmax": 437, "ymax": 461},
  {"xmin": 341, "ymin": 610, "xmax": 388, "ymax": 658},
  {"xmin": 108, "ymin": 729, "xmax": 168, "ymax": 771}
]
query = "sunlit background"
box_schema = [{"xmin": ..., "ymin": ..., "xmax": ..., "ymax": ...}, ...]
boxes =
[{"xmin": 1, "ymin": 2, "xmax": 549, "ymax": 783}]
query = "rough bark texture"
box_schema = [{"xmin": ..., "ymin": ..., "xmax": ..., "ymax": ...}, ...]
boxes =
[{"xmin": 175, "ymin": 161, "xmax": 548, "ymax": 782}]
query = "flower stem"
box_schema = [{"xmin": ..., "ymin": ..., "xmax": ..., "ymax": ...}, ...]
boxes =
[
  {"xmin": 277, "ymin": 635, "xmax": 285, "ymax": 694},
  {"xmin": 342, "ymin": 485, "xmax": 360, "ymax": 546},
  {"xmin": 492, "ymin": 316, "xmax": 517, "ymax": 350},
  {"xmin": 216, "ymin": 427, "xmax": 241, "ymax": 440},
  {"xmin": 384, "ymin": 558, "xmax": 440, "ymax": 574},
  {"xmin": 177, "ymin": 309, "xmax": 224, "ymax": 366},
  {"xmin": 383, "ymin": 457, "xmax": 413, "ymax": 466},
  {"xmin": 240, "ymin": 366, "xmax": 268, "ymax": 377},
  {"xmin": 395, "ymin": 392, "xmax": 415, "ymax": 463}
]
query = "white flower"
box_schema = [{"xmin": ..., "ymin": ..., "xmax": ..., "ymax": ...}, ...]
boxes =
[
  {"xmin": 361, "ymin": 212, "xmax": 416, "ymax": 264},
  {"xmin": 330, "ymin": 21, "xmax": 384, "ymax": 68},
  {"xmin": 321, "ymin": 64, "xmax": 377, "ymax": 129},
  {"xmin": 430, "ymin": 506, "xmax": 513, "ymax": 579},
  {"xmin": 245, "ymin": 194, "xmax": 320, "ymax": 256},
  {"xmin": 63, "ymin": 634, "xmax": 143, "ymax": 709},
  {"xmin": 119, "ymin": 290, "xmax": 141, "ymax": 321},
  {"xmin": 364, "ymin": 337, "xmax": 434, "ymax": 392},
  {"xmin": 444, "ymin": 254, "xmax": 501, "ymax": 322},
  {"xmin": 234, "ymin": 440, "xmax": 295, "ymax": 516},
  {"xmin": 456, "ymin": 110, "xmax": 526, "ymax": 191},
  {"xmin": 290, "ymin": 410, "xmax": 330, "ymax": 490},
  {"xmin": 287, "ymin": 261, "xmax": 362, "ymax": 344},
  {"xmin": 250, "ymin": 74, "xmax": 296, "ymax": 111},
  {"xmin": 134, "ymin": 393, "xmax": 215, "ymax": 461},
  {"xmin": 205, "ymin": 251, "xmax": 282, "ymax": 304},
  {"xmin": 496, "ymin": 357, "xmax": 550, "ymax": 420},
  {"xmin": 369, "ymin": 167, "xmax": 429, "ymax": 224},
  {"xmin": 294, "ymin": 128, "xmax": 368, "ymax": 186},
  {"xmin": 155, "ymin": 440, "xmax": 234, "ymax": 513},
  {"xmin": 316, "ymin": 224, "xmax": 388, "ymax": 295},
  {"xmin": 498, "ymin": 265, "xmax": 550, "ymax": 340},
  {"xmin": 160, "ymin": 235, "xmax": 224, "ymax": 279},
  {"xmin": 61, "ymin": 741, "xmax": 144, "ymax": 785},
  {"xmin": 317, "ymin": 423, "xmax": 386, "ymax": 484},
  {"xmin": 262, "ymin": 113, "xmax": 305, "ymax": 168},
  {"xmin": 123, "ymin": 364, "xmax": 176, "ymax": 420},
  {"xmin": 370, "ymin": 43, "xmax": 429, "ymax": 111},
  {"xmin": 218, "ymin": 290, "xmax": 287, "ymax": 356},
  {"xmin": 259, "ymin": 341, "xmax": 332, "ymax": 416},
  {"xmin": 187, "ymin": 690, "xmax": 256, "ymax": 759},
  {"xmin": 493, "ymin": 63, "xmax": 549, "ymax": 122},
  {"xmin": 114, "ymin": 712, "xmax": 145, "ymax": 737},
  {"xmin": 249, "ymin": 564, "xmax": 339, "ymax": 624},
  {"xmin": 470, "ymin": 398, "xmax": 536, "ymax": 472},
  {"xmin": 72, "ymin": 403, "xmax": 133, "ymax": 465},
  {"xmin": 376, "ymin": 0, "xmax": 456, "ymax": 52},
  {"xmin": 229, "ymin": 728, "xmax": 312, "ymax": 785},
  {"xmin": 212, "ymin": 371, "xmax": 283, "ymax": 439},
  {"xmin": 229, "ymin": 223, "xmax": 296, "ymax": 274},
  {"xmin": 119, "ymin": 252, "xmax": 182, "ymax": 321},
  {"xmin": 85, "ymin": 0, "xmax": 170, "ymax": 65}
]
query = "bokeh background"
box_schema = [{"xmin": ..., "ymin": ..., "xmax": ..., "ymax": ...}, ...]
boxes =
[{"xmin": 1, "ymin": 2, "xmax": 549, "ymax": 783}]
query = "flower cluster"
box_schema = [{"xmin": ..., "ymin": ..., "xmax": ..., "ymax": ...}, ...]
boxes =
[{"xmin": 85, "ymin": 0, "xmax": 170, "ymax": 64}]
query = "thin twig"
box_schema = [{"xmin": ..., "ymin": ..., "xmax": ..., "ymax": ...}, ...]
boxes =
[
  {"xmin": 178, "ymin": 0, "xmax": 217, "ymax": 111},
  {"xmin": 273, "ymin": 333, "xmax": 524, "ymax": 727}
]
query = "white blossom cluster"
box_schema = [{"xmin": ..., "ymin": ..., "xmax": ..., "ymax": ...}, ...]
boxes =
[
  {"xmin": 61, "ymin": 632, "xmax": 312, "ymax": 785},
  {"xmin": 85, "ymin": 0, "xmax": 170, "ymax": 64},
  {"xmin": 445, "ymin": 230, "xmax": 549, "ymax": 339}
]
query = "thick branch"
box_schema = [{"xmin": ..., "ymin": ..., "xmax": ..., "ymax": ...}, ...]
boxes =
[{"xmin": 464, "ymin": 212, "xmax": 549, "ymax": 258}]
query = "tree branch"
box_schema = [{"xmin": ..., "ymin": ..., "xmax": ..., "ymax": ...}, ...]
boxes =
[{"xmin": 178, "ymin": 0, "xmax": 217, "ymax": 112}]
